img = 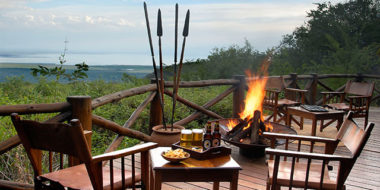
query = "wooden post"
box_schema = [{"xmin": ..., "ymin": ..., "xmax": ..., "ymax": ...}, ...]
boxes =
[
  {"xmin": 355, "ymin": 73, "xmax": 364, "ymax": 82},
  {"xmin": 308, "ymin": 73, "xmax": 318, "ymax": 105},
  {"xmin": 149, "ymin": 79, "xmax": 162, "ymax": 134},
  {"xmin": 232, "ymin": 75, "xmax": 245, "ymax": 118},
  {"xmin": 286, "ymin": 73, "xmax": 298, "ymax": 100},
  {"xmin": 67, "ymin": 96, "xmax": 92, "ymax": 165}
]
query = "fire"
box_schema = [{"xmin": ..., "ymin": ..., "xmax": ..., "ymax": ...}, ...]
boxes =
[
  {"xmin": 227, "ymin": 119, "xmax": 239, "ymax": 131},
  {"xmin": 265, "ymin": 122, "xmax": 273, "ymax": 131},
  {"xmin": 226, "ymin": 57, "xmax": 274, "ymax": 132},
  {"xmin": 238, "ymin": 71, "xmax": 267, "ymax": 121}
]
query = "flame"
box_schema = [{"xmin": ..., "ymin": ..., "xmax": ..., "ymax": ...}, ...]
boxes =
[
  {"xmin": 239, "ymin": 57, "xmax": 270, "ymax": 122},
  {"xmin": 238, "ymin": 72, "xmax": 267, "ymax": 121},
  {"xmin": 226, "ymin": 119, "xmax": 239, "ymax": 131},
  {"xmin": 266, "ymin": 122, "xmax": 273, "ymax": 132},
  {"xmin": 226, "ymin": 57, "xmax": 272, "ymax": 132}
]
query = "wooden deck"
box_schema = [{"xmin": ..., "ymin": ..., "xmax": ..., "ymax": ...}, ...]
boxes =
[{"xmin": 157, "ymin": 108, "xmax": 380, "ymax": 190}]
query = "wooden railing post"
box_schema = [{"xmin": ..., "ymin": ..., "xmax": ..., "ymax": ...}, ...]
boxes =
[
  {"xmin": 67, "ymin": 96, "xmax": 92, "ymax": 165},
  {"xmin": 149, "ymin": 79, "xmax": 162, "ymax": 134},
  {"xmin": 233, "ymin": 75, "xmax": 245, "ymax": 118},
  {"xmin": 355, "ymin": 73, "xmax": 364, "ymax": 82},
  {"xmin": 308, "ymin": 73, "xmax": 318, "ymax": 105},
  {"xmin": 286, "ymin": 73, "xmax": 298, "ymax": 100}
]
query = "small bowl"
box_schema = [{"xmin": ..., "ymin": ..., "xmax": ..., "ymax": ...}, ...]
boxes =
[{"xmin": 161, "ymin": 151, "xmax": 190, "ymax": 163}]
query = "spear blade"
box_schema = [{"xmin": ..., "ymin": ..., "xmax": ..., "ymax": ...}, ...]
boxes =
[
  {"xmin": 157, "ymin": 9, "xmax": 163, "ymax": 37},
  {"xmin": 182, "ymin": 10, "xmax": 190, "ymax": 37}
]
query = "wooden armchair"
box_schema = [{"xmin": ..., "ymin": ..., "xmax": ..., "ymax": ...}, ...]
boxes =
[
  {"xmin": 322, "ymin": 80, "xmax": 374, "ymax": 126},
  {"xmin": 264, "ymin": 76, "xmax": 307, "ymax": 123},
  {"xmin": 11, "ymin": 113, "xmax": 158, "ymax": 190},
  {"xmin": 263, "ymin": 111, "xmax": 374, "ymax": 190}
]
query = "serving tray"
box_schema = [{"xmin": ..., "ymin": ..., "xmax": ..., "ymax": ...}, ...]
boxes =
[{"xmin": 172, "ymin": 142, "xmax": 231, "ymax": 160}]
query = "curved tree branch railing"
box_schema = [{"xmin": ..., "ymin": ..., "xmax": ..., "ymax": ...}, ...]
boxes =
[{"xmin": 0, "ymin": 73, "xmax": 379, "ymax": 189}]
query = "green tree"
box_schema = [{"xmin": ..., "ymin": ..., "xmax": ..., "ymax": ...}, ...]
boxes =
[{"xmin": 271, "ymin": 0, "xmax": 380, "ymax": 75}]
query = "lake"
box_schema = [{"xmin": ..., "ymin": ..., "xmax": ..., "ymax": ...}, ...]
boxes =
[{"xmin": 0, "ymin": 63, "xmax": 153, "ymax": 82}]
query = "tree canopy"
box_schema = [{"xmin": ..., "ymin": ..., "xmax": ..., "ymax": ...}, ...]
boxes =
[{"xmin": 270, "ymin": 0, "xmax": 380, "ymax": 75}]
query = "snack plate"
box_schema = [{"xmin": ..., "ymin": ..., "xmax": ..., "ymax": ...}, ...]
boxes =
[
  {"xmin": 172, "ymin": 142, "xmax": 231, "ymax": 160},
  {"xmin": 161, "ymin": 151, "xmax": 190, "ymax": 163}
]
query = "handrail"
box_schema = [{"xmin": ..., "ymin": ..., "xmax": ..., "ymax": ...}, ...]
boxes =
[{"xmin": 0, "ymin": 102, "xmax": 70, "ymax": 116}]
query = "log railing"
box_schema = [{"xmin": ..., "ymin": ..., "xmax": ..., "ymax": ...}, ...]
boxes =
[{"xmin": 0, "ymin": 73, "xmax": 379, "ymax": 189}]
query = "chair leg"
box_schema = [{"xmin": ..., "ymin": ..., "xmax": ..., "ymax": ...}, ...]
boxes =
[
  {"xmin": 273, "ymin": 109, "xmax": 277, "ymax": 123},
  {"xmin": 320, "ymin": 120, "xmax": 324, "ymax": 132}
]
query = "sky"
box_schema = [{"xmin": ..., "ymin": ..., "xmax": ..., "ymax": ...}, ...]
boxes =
[{"xmin": 0, "ymin": 0, "xmax": 341, "ymax": 65}]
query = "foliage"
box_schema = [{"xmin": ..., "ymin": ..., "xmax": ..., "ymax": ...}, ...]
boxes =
[
  {"xmin": 270, "ymin": 0, "xmax": 380, "ymax": 75},
  {"xmin": 158, "ymin": 40, "xmax": 267, "ymax": 81}
]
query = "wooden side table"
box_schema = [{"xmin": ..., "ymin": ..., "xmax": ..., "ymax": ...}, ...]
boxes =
[
  {"xmin": 286, "ymin": 106, "xmax": 345, "ymax": 136},
  {"xmin": 149, "ymin": 147, "xmax": 241, "ymax": 190}
]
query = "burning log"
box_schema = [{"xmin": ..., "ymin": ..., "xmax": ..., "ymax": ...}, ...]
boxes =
[
  {"xmin": 226, "ymin": 118, "xmax": 251, "ymax": 140},
  {"xmin": 226, "ymin": 111, "xmax": 269, "ymax": 145},
  {"xmin": 250, "ymin": 110, "xmax": 262, "ymax": 144}
]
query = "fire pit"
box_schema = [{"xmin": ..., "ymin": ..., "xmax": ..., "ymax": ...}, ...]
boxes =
[
  {"xmin": 211, "ymin": 64, "xmax": 296, "ymax": 157},
  {"xmin": 210, "ymin": 117, "xmax": 296, "ymax": 157}
]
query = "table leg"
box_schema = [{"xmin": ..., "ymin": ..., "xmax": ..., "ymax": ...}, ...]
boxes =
[
  {"xmin": 154, "ymin": 171, "xmax": 162, "ymax": 190},
  {"xmin": 149, "ymin": 166, "xmax": 154, "ymax": 190},
  {"xmin": 230, "ymin": 170, "xmax": 239, "ymax": 190},
  {"xmin": 311, "ymin": 119, "xmax": 317, "ymax": 136},
  {"xmin": 213, "ymin": 181, "xmax": 220, "ymax": 190},
  {"xmin": 320, "ymin": 120, "xmax": 324, "ymax": 132}
]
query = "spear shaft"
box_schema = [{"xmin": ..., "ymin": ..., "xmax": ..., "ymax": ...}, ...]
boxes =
[
  {"xmin": 157, "ymin": 9, "xmax": 165, "ymax": 119},
  {"xmin": 170, "ymin": 4, "xmax": 179, "ymax": 131},
  {"xmin": 175, "ymin": 10, "xmax": 190, "ymax": 95},
  {"xmin": 144, "ymin": 2, "xmax": 167, "ymax": 129}
]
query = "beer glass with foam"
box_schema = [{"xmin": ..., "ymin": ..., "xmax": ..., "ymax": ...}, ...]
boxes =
[{"xmin": 180, "ymin": 129, "xmax": 192, "ymax": 148}]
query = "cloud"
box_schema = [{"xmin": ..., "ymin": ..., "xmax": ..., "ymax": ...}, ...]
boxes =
[{"xmin": 0, "ymin": 0, "xmax": 338, "ymax": 64}]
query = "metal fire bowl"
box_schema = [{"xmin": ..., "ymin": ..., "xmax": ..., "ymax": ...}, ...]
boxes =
[{"xmin": 209, "ymin": 118, "xmax": 297, "ymax": 157}]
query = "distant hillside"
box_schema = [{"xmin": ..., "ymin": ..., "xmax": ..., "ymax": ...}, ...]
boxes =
[{"xmin": 0, "ymin": 63, "xmax": 153, "ymax": 82}]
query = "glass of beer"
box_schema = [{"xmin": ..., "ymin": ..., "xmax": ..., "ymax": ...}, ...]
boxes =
[
  {"xmin": 180, "ymin": 129, "xmax": 193, "ymax": 148},
  {"xmin": 191, "ymin": 129, "xmax": 203, "ymax": 149}
]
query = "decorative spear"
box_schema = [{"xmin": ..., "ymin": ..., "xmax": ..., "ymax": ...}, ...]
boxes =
[
  {"xmin": 170, "ymin": 4, "xmax": 179, "ymax": 131},
  {"xmin": 174, "ymin": 10, "xmax": 190, "ymax": 104},
  {"xmin": 157, "ymin": 9, "xmax": 165, "ymax": 110},
  {"xmin": 143, "ymin": 2, "xmax": 167, "ymax": 130}
]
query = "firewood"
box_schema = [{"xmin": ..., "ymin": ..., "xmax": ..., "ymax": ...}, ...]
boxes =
[
  {"xmin": 250, "ymin": 110, "xmax": 262, "ymax": 144},
  {"xmin": 226, "ymin": 118, "xmax": 248, "ymax": 137}
]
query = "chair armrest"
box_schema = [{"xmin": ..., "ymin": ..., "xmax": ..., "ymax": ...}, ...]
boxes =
[
  {"xmin": 320, "ymin": 91, "xmax": 344, "ymax": 94},
  {"xmin": 265, "ymin": 89, "xmax": 281, "ymax": 93},
  {"xmin": 285, "ymin": 88, "xmax": 307, "ymax": 93},
  {"xmin": 92, "ymin": 142, "xmax": 158, "ymax": 163},
  {"xmin": 348, "ymin": 95, "xmax": 371, "ymax": 99},
  {"xmin": 265, "ymin": 148, "xmax": 351, "ymax": 161},
  {"xmin": 262, "ymin": 132, "xmax": 337, "ymax": 143}
]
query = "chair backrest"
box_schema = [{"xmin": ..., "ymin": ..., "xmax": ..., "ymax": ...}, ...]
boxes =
[
  {"xmin": 11, "ymin": 113, "xmax": 92, "ymax": 176},
  {"xmin": 344, "ymin": 80, "xmax": 375, "ymax": 97},
  {"xmin": 336, "ymin": 111, "xmax": 374, "ymax": 157},
  {"xmin": 334, "ymin": 111, "xmax": 374, "ymax": 184},
  {"xmin": 265, "ymin": 76, "xmax": 285, "ymax": 91}
]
